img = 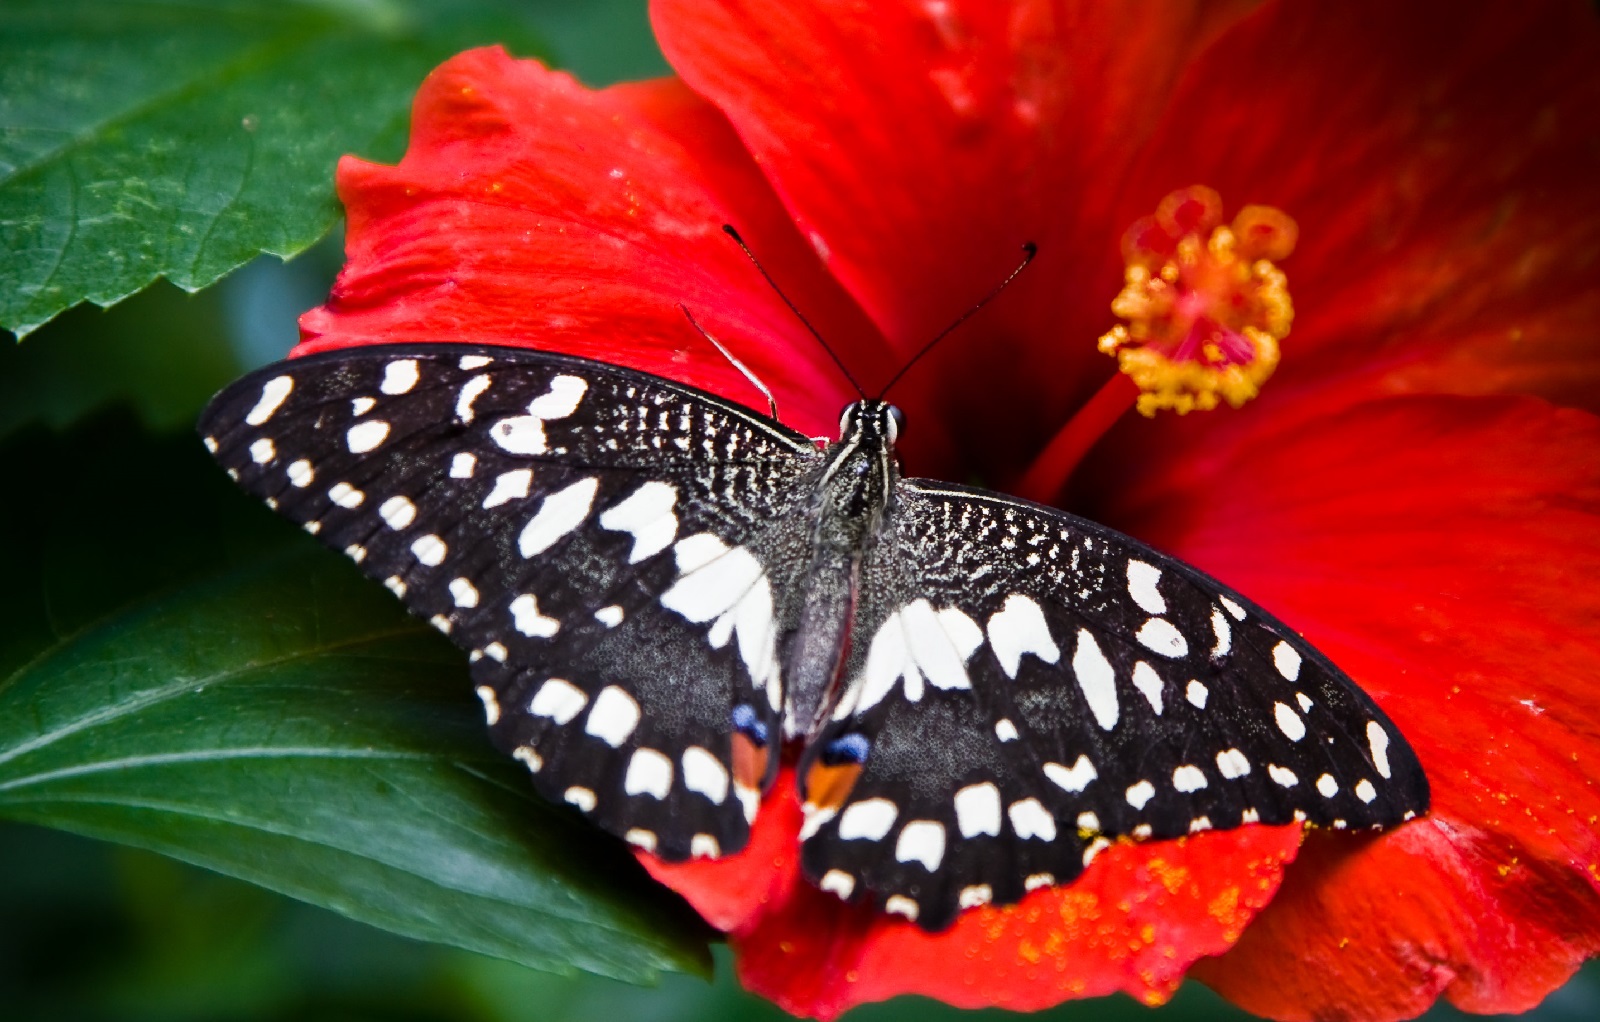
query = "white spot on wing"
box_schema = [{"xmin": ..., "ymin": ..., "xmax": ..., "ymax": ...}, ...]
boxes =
[
  {"xmin": 245, "ymin": 376, "xmax": 293, "ymax": 425},
  {"xmin": 1136, "ymin": 617, "xmax": 1188, "ymax": 658},
  {"xmin": 249, "ymin": 437, "xmax": 275, "ymax": 464},
  {"xmin": 1007, "ymin": 798, "xmax": 1056, "ymax": 841},
  {"xmin": 625, "ymin": 828, "xmax": 657, "ymax": 852},
  {"xmin": 1071, "ymin": 628, "xmax": 1119, "ymax": 730},
  {"xmin": 1125, "ymin": 779, "xmax": 1156, "ymax": 809},
  {"xmin": 564, "ymin": 786, "xmax": 596, "ymax": 812},
  {"xmin": 346, "ymin": 419, "xmax": 390, "ymax": 453},
  {"xmin": 1274, "ymin": 701, "xmax": 1307, "ymax": 741},
  {"xmin": 1132, "ymin": 661, "xmax": 1163, "ymax": 714},
  {"xmin": 595, "ymin": 605, "xmax": 624, "ymax": 627},
  {"xmin": 681, "ymin": 746, "xmax": 729, "ymax": 804},
  {"xmin": 1186, "ymin": 679, "xmax": 1208, "ymax": 709},
  {"xmin": 902, "ymin": 599, "xmax": 974, "ymax": 692},
  {"xmin": 1216, "ymin": 748, "xmax": 1251, "ymax": 779},
  {"xmin": 959, "ymin": 885, "xmax": 992, "ymax": 909},
  {"xmin": 287, "ymin": 459, "xmax": 313, "ymax": 487},
  {"xmin": 379, "ymin": 496, "xmax": 416, "ymax": 530},
  {"xmin": 1316, "ymin": 773, "xmax": 1339, "ymax": 798},
  {"xmin": 895, "ymin": 820, "xmax": 945, "ymax": 870},
  {"xmin": 456, "ymin": 374, "xmax": 492, "ymax": 423},
  {"xmin": 1126, "ymin": 560, "xmax": 1166, "ymax": 614},
  {"xmin": 1211, "ymin": 608, "xmax": 1232, "ymax": 658},
  {"xmin": 529, "ymin": 679, "xmax": 587, "ymax": 724},
  {"xmin": 1367, "ymin": 721, "xmax": 1393, "ymax": 778},
  {"xmin": 483, "ymin": 469, "xmax": 532, "ymax": 508},
  {"xmin": 994, "ymin": 718, "xmax": 1019, "ymax": 742},
  {"xmin": 381, "ymin": 359, "xmax": 419, "ymax": 394},
  {"xmin": 1044, "ymin": 755, "xmax": 1097, "ymax": 793},
  {"xmin": 584, "ymin": 686, "xmax": 640, "ymax": 747},
  {"xmin": 1172, "ymin": 765, "xmax": 1208, "ymax": 792},
  {"xmin": 509, "ymin": 593, "xmax": 559, "ymax": 637},
  {"xmin": 820, "ymin": 870, "xmax": 855, "ymax": 899},
  {"xmin": 952, "ymin": 782, "xmax": 1001, "ymax": 838},
  {"xmin": 518, "ymin": 477, "xmax": 599, "ymax": 556},
  {"xmin": 1268, "ymin": 764, "xmax": 1299, "ymax": 788},
  {"xmin": 1273, "ymin": 641, "xmax": 1303, "ymax": 681},
  {"xmin": 660, "ymin": 535, "xmax": 780, "ymax": 701},
  {"xmin": 449, "ymin": 577, "xmax": 479, "ymax": 608},
  {"xmin": 855, "ymin": 612, "xmax": 911, "ymax": 711},
  {"xmin": 935, "ymin": 606, "xmax": 984, "ymax": 660},
  {"xmin": 459, "ymin": 355, "xmax": 492, "ymax": 370},
  {"xmin": 1355, "ymin": 778, "xmax": 1377, "ymax": 803},
  {"xmin": 884, "ymin": 895, "xmax": 918, "ymax": 921},
  {"xmin": 624, "ymin": 748, "xmax": 673, "ymax": 799},
  {"xmin": 329, "ymin": 482, "xmax": 364, "ymax": 508},
  {"xmin": 837, "ymin": 798, "xmax": 898, "ymax": 840},
  {"xmin": 351, "ymin": 396, "xmax": 376, "ymax": 416},
  {"xmin": 475, "ymin": 685, "xmax": 500, "ymax": 725},
  {"xmin": 600, "ymin": 481, "xmax": 679, "ymax": 562},
  {"xmin": 450, "ymin": 452, "xmax": 476, "ymax": 478},
  {"xmin": 1220, "ymin": 596, "xmax": 1246, "ymax": 620},
  {"xmin": 411, "ymin": 534, "xmax": 447, "ymax": 566},
  {"xmin": 986, "ymin": 593, "xmax": 1060, "ymax": 678}
]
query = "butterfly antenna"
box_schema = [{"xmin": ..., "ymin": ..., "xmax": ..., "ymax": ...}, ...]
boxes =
[
  {"xmin": 723, "ymin": 224, "xmax": 866, "ymax": 399},
  {"xmin": 680, "ymin": 304, "xmax": 781, "ymax": 421},
  {"xmin": 876, "ymin": 242, "xmax": 1037, "ymax": 400}
]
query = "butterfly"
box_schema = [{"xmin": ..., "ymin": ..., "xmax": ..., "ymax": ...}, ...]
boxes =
[{"xmin": 200, "ymin": 341, "xmax": 1429, "ymax": 931}]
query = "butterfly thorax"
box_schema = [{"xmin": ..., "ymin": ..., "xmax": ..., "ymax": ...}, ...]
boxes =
[{"xmin": 782, "ymin": 400, "xmax": 904, "ymax": 739}]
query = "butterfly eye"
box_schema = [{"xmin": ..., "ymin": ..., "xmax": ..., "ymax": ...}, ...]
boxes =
[
  {"xmin": 839, "ymin": 404, "xmax": 856, "ymax": 438},
  {"xmin": 886, "ymin": 405, "xmax": 905, "ymax": 445}
]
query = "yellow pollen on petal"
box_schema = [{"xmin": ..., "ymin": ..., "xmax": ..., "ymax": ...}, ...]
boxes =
[{"xmin": 1099, "ymin": 186, "xmax": 1297, "ymax": 416}]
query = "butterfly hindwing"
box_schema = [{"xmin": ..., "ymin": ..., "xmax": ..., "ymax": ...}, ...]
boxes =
[
  {"xmin": 799, "ymin": 479, "xmax": 1429, "ymax": 928},
  {"xmin": 200, "ymin": 343, "xmax": 821, "ymax": 860}
]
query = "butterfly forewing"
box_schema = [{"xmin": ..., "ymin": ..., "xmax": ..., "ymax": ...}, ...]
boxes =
[
  {"xmin": 799, "ymin": 480, "xmax": 1429, "ymax": 928},
  {"xmin": 200, "ymin": 344, "xmax": 821, "ymax": 860}
]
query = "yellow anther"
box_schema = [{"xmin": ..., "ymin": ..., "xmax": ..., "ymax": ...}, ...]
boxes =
[{"xmin": 1099, "ymin": 186, "xmax": 1297, "ymax": 416}]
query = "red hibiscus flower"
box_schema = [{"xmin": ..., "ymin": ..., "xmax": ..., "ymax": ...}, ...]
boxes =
[{"xmin": 295, "ymin": 0, "xmax": 1600, "ymax": 1018}]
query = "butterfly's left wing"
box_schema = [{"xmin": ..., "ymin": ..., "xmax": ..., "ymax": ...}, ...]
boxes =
[
  {"xmin": 200, "ymin": 343, "xmax": 822, "ymax": 862},
  {"xmin": 798, "ymin": 479, "xmax": 1429, "ymax": 930}
]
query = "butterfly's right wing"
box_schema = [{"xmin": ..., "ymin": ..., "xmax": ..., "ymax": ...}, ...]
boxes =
[
  {"xmin": 199, "ymin": 343, "xmax": 821, "ymax": 861},
  {"xmin": 799, "ymin": 479, "xmax": 1428, "ymax": 930}
]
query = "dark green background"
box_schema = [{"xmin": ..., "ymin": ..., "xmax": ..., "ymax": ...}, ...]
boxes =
[{"xmin": 2, "ymin": 1, "xmax": 1594, "ymax": 1019}]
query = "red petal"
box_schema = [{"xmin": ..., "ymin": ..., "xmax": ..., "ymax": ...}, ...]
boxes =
[
  {"xmin": 296, "ymin": 46, "xmax": 886, "ymax": 438},
  {"xmin": 1120, "ymin": 0, "xmax": 1600, "ymax": 414},
  {"xmin": 640, "ymin": 768, "xmax": 806, "ymax": 934},
  {"xmin": 642, "ymin": 772, "xmax": 1302, "ymax": 1019},
  {"xmin": 653, "ymin": 0, "xmax": 1259, "ymax": 477},
  {"xmin": 1096, "ymin": 395, "xmax": 1600, "ymax": 1017}
]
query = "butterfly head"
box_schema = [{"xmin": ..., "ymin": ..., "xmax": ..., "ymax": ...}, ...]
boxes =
[{"xmin": 839, "ymin": 400, "xmax": 905, "ymax": 449}]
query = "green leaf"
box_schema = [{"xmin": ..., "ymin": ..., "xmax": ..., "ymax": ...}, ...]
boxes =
[
  {"xmin": 0, "ymin": 0, "xmax": 553, "ymax": 337},
  {"xmin": 0, "ymin": 418, "xmax": 712, "ymax": 983}
]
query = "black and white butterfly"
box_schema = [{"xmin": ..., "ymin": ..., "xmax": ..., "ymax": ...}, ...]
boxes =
[{"xmin": 200, "ymin": 342, "xmax": 1428, "ymax": 931}]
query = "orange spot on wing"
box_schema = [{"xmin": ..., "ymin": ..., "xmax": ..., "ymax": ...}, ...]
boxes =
[
  {"xmin": 804, "ymin": 761, "xmax": 864, "ymax": 813},
  {"xmin": 733, "ymin": 732, "xmax": 770, "ymax": 790}
]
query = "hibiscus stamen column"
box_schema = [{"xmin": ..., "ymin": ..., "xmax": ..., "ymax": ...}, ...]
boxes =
[{"xmin": 1017, "ymin": 186, "xmax": 1297, "ymax": 503}]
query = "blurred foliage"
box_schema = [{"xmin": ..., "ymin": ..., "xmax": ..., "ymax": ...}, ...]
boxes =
[
  {"xmin": 0, "ymin": 1, "xmax": 1595, "ymax": 1020},
  {"xmin": 0, "ymin": 415, "xmax": 711, "ymax": 983},
  {"xmin": 0, "ymin": 0, "xmax": 558, "ymax": 337}
]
